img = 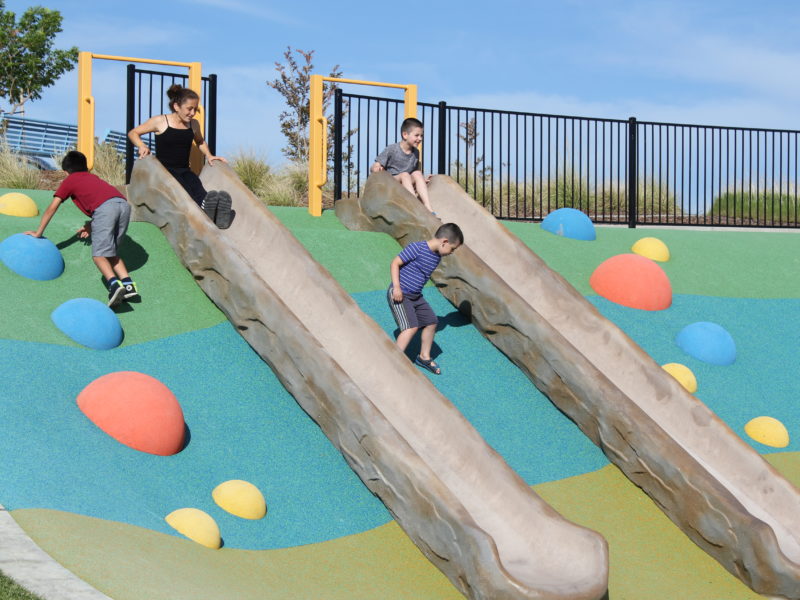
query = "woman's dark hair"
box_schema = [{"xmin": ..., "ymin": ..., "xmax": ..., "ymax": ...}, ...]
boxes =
[
  {"xmin": 61, "ymin": 150, "xmax": 88, "ymax": 173},
  {"xmin": 166, "ymin": 84, "xmax": 199, "ymax": 111}
]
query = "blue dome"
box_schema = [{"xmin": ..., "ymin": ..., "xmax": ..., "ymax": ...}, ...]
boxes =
[
  {"xmin": 51, "ymin": 298, "xmax": 124, "ymax": 350},
  {"xmin": 0, "ymin": 233, "xmax": 65, "ymax": 280},
  {"xmin": 676, "ymin": 321, "xmax": 736, "ymax": 366},
  {"xmin": 541, "ymin": 208, "xmax": 596, "ymax": 241}
]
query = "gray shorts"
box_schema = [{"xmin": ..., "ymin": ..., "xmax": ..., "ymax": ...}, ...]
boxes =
[
  {"xmin": 387, "ymin": 285, "xmax": 438, "ymax": 331},
  {"xmin": 91, "ymin": 197, "xmax": 130, "ymax": 257}
]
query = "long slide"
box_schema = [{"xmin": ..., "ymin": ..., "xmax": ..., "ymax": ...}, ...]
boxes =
[
  {"xmin": 335, "ymin": 172, "xmax": 800, "ymax": 599},
  {"xmin": 125, "ymin": 157, "xmax": 610, "ymax": 600}
]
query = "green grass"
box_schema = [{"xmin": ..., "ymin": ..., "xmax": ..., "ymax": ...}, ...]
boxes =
[
  {"xmin": 451, "ymin": 165, "xmax": 682, "ymax": 219},
  {"xmin": 707, "ymin": 191, "xmax": 800, "ymax": 224},
  {"xmin": 231, "ymin": 151, "xmax": 308, "ymax": 207},
  {"xmin": 0, "ymin": 571, "xmax": 43, "ymax": 600},
  {"xmin": 0, "ymin": 140, "xmax": 39, "ymax": 190}
]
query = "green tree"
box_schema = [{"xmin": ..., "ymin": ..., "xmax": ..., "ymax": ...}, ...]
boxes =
[
  {"xmin": 0, "ymin": 1, "xmax": 78, "ymax": 115},
  {"xmin": 267, "ymin": 47, "xmax": 342, "ymax": 162}
]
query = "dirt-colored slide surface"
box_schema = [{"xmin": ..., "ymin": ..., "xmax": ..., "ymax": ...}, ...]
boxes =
[
  {"xmin": 336, "ymin": 172, "xmax": 800, "ymax": 599},
  {"xmin": 125, "ymin": 157, "xmax": 609, "ymax": 600}
]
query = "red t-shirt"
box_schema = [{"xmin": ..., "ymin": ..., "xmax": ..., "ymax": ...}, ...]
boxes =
[{"xmin": 54, "ymin": 172, "xmax": 126, "ymax": 217}]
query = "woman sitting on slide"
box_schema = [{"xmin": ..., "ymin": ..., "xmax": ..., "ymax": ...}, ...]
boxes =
[{"xmin": 128, "ymin": 84, "xmax": 234, "ymax": 229}]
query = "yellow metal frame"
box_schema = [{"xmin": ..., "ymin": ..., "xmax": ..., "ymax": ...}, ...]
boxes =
[
  {"xmin": 308, "ymin": 75, "xmax": 418, "ymax": 216},
  {"xmin": 77, "ymin": 51, "xmax": 203, "ymax": 170}
]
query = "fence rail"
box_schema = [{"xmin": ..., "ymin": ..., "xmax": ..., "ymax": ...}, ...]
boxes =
[{"xmin": 333, "ymin": 90, "xmax": 800, "ymax": 228}]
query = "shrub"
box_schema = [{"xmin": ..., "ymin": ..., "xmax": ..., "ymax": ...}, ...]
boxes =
[
  {"xmin": 452, "ymin": 162, "xmax": 682, "ymax": 220},
  {"xmin": 232, "ymin": 150, "xmax": 272, "ymax": 198},
  {"xmin": 707, "ymin": 190, "xmax": 799, "ymax": 225},
  {"xmin": 91, "ymin": 141, "xmax": 124, "ymax": 186},
  {"xmin": 231, "ymin": 150, "xmax": 308, "ymax": 207},
  {"xmin": 0, "ymin": 138, "xmax": 40, "ymax": 189}
]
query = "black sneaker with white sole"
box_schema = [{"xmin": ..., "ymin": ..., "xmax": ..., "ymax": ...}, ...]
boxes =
[
  {"xmin": 122, "ymin": 281, "xmax": 140, "ymax": 301},
  {"xmin": 201, "ymin": 190, "xmax": 220, "ymax": 221},
  {"xmin": 107, "ymin": 281, "xmax": 126, "ymax": 307},
  {"xmin": 215, "ymin": 191, "xmax": 235, "ymax": 229}
]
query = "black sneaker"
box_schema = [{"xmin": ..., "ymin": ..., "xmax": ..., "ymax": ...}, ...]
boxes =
[
  {"xmin": 122, "ymin": 281, "xmax": 140, "ymax": 301},
  {"xmin": 107, "ymin": 281, "xmax": 125, "ymax": 307},
  {"xmin": 215, "ymin": 191, "xmax": 235, "ymax": 229},
  {"xmin": 201, "ymin": 190, "xmax": 219, "ymax": 221}
]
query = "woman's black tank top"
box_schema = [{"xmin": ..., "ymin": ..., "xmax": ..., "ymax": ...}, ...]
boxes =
[{"xmin": 154, "ymin": 116, "xmax": 194, "ymax": 169}]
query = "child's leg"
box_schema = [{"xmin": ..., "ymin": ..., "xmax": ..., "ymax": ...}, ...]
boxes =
[
  {"xmin": 396, "ymin": 327, "xmax": 419, "ymax": 351},
  {"xmin": 387, "ymin": 284, "xmax": 420, "ymax": 353},
  {"xmin": 109, "ymin": 256, "xmax": 130, "ymax": 280},
  {"xmin": 92, "ymin": 256, "xmax": 117, "ymax": 282},
  {"xmin": 410, "ymin": 171, "xmax": 434, "ymax": 212},
  {"xmin": 419, "ymin": 323, "xmax": 437, "ymax": 360},
  {"xmin": 393, "ymin": 172, "xmax": 417, "ymax": 197}
]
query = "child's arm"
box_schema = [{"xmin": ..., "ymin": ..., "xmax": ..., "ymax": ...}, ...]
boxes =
[
  {"xmin": 76, "ymin": 221, "xmax": 91, "ymax": 239},
  {"xmin": 373, "ymin": 145, "xmax": 393, "ymax": 173},
  {"xmin": 192, "ymin": 120, "xmax": 227, "ymax": 165},
  {"xmin": 128, "ymin": 116, "xmax": 162, "ymax": 158},
  {"xmin": 24, "ymin": 197, "xmax": 63, "ymax": 238},
  {"xmin": 390, "ymin": 256, "xmax": 404, "ymax": 301}
]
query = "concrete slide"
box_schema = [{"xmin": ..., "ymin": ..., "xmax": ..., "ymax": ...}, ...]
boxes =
[
  {"xmin": 335, "ymin": 171, "xmax": 800, "ymax": 599},
  {"xmin": 126, "ymin": 157, "xmax": 609, "ymax": 600}
]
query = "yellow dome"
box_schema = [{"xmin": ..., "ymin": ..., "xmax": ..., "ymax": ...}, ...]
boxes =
[
  {"xmin": 661, "ymin": 363, "xmax": 697, "ymax": 393},
  {"xmin": 744, "ymin": 416, "xmax": 789, "ymax": 448},
  {"xmin": 212, "ymin": 480, "xmax": 267, "ymax": 520},
  {"xmin": 0, "ymin": 192, "xmax": 38, "ymax": 217},
  {"xmin": 631, "ymin": 237, "xmax": 670, "ymax": 262},
  {"xmin": 165, "ymin": 508, "xmax": 221, "ymax": 548}
]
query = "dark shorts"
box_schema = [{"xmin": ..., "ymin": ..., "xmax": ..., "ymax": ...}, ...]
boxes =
[
  {"xmin": 165, "ymin": 166, "xmax": 207, "ymax": 207},
  {"xmin": 387, "ymin": 285, "xmax": 438, "ymax": 331}
]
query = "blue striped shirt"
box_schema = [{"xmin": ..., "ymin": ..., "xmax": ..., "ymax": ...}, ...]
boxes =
[{"xmin": 397, "ymin": 241, "xmax": 441, "ymax": 294}]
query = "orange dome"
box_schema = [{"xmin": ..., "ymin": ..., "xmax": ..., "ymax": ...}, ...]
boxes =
[
  {"xmin": 77, "ymin": 371, "xmax": 185, "ymax": 455},
  {"xmin": 590, "ymin": 253, "xmax": 672, "ymax": 310}
]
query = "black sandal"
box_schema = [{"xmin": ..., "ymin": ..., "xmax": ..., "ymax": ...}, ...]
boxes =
[{"xmin": 415, "ymin": 356, "xmax": 441, "ymax": 375}]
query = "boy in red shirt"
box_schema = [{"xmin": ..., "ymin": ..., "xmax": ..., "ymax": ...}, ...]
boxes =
[{"xmin": 25, "ymin": 150, "xmax": 139, "ymax": 307}]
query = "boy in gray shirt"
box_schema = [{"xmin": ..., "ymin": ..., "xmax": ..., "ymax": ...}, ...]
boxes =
[{"xmin": 371, "ymin": 117, "xmax": 434, "ymax": 213}]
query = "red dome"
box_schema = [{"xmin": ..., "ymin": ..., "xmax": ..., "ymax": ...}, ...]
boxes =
[
  {"xmin": 77, "ymin": 371, "xmax": 185, "ymax": 455},
  {"xmin": 590, "ymin": 254, "xmax": 672, "ymax": 311}
]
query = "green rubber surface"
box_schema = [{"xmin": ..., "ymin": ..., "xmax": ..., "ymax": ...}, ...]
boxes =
[{"xmin": 3, "ymin": 201, "xmax": 800, "ymax": 599}]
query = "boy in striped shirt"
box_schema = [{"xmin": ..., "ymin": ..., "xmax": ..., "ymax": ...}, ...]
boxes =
[{"xmin": 388, "ymin": 223, "xmax": 464, "ymax": 374}]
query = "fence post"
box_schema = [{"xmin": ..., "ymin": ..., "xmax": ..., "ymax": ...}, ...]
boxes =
[
  {"xmin": 334, "ymin": 88, "xmax": 343, "ymax": 202},
  {"xmin": 437, "ymin": 101, "xmax": 447, "ymax": 174},
  {"xmin": 207, "ymin": 73, "xmax": 217, "ymax": 156},
  {"xmin": 627, "ymin": 117, "xmax": 638, "ymax": 228},
  {"xmin": 125, "ymin": 64, "xmax": 135, "ymax": 184}
]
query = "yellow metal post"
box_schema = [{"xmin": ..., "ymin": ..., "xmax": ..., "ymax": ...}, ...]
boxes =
[
  {"xmin": 77, "ymin": 51, "xmax": 95, "ymax": 169},
  {"xmin": 404, "ymin": 85, "xmax": 418, "ymax": 119},
  {"xmin": 306, "ymin": 77, "xmax": 419, "ymax": 216},
  {"xmin": 404, "ymin": 84, "xmax": 420, "ymax": 164},
  {"xmin": 307, "ymin": 74, "xmax": 324, "ymax": 217},
  {"xmin": 76, "ymin": 54, "xmax": 203, "ymax": 173},
  {"xmin": 187, "ymin": 61, "xmax": 204, "ymax": 174}
]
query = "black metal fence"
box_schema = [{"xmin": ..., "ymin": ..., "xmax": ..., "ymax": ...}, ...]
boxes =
[
  {"xmin": 125, "ymin": 64, "xmax": 217, "ymax": 183},
  {"xmin": 333, "ymin": 90, "xmax": 800, "ymax": 228}
]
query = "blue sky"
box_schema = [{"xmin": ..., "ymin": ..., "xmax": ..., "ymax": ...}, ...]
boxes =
[{"xmin": 5, "ymin": 0, "xmax": 800, "ymax": 163}]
